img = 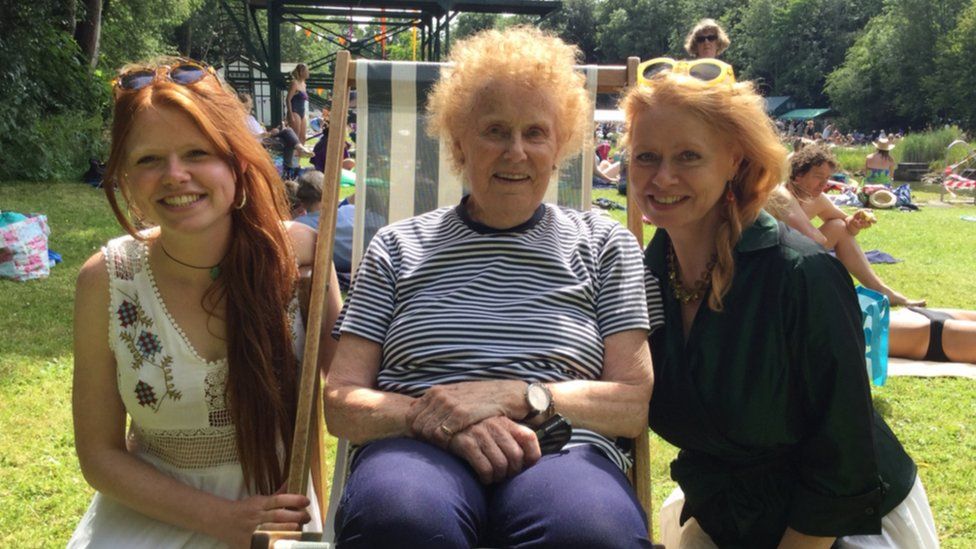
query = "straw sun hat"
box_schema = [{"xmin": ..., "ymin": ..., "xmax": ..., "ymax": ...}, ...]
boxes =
[{"xmin": 873, "ymin": 136, "xmax": 895, "ymax": 151}]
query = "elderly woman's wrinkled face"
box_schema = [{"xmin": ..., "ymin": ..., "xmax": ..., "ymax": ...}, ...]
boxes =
[
  {"xmin": 453, "ymin": 80, "xmax": 560, "ymax": 227},
  {"xmin": 628, "ymin": 103, "xmax": 739, "ymax": 238}
]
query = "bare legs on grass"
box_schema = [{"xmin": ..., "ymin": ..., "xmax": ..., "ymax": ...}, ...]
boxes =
[{"xmin": 819, "ymin": 219, "xmax": 925, "ymax": 307}]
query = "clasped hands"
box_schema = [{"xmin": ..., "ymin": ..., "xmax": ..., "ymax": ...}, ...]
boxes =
[{"xmin": 405, "ymin": 381, "xmax": 543, "ymax": 484}]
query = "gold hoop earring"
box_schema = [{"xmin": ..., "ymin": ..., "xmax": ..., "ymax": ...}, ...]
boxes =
[{"xmin": 235, "ymin": 188, "xmax": 247, "ymax": 210}]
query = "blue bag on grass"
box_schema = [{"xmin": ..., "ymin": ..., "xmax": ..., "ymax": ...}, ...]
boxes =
[{"xmin": 856, "ymin": 286, "xmax": 889, "ymax": 386}]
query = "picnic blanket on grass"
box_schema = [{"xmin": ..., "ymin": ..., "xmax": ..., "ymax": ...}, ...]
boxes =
[{"xmin": 887, "ymin": 357, "xmax": 976, "ymax": 379}]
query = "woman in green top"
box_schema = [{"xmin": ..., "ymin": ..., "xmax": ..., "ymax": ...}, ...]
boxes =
[{"xmin": 621, "ymin": 63, "xmax": 938, "ymax": 547}]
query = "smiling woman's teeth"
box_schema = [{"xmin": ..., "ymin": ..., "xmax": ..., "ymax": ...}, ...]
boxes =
[
  {"xmin": 653, "ymin": 195, "xmax": 682, "ymax": 205},
  {"xmin": 162, "ymin": 194, "xmax": 202, "ymax": 206},
  {"xmin": 495, "ymin": 173, "xmax": 529, "ymax": 181}
]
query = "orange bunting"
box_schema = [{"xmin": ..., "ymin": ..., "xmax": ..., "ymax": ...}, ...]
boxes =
[{"xmin": 304, "ymin": 29, "xmax": 312, "ymax": 38}]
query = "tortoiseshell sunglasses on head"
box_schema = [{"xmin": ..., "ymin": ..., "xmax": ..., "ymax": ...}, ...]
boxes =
[{"xmin": 112, "ymin": 60, "xmax": 217, "ymax": 97}]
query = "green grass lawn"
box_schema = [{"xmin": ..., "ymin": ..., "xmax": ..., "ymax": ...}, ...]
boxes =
[{"xmin": 1, "ymin": 180, "xmax": 975, "ymax": 546}]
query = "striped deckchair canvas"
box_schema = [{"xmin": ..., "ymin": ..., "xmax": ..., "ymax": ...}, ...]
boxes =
[{"xmin": 350, "ymin": 60, "xmax": 600, "ymax": 268}]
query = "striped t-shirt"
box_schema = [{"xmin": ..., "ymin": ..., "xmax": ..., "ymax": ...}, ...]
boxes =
[{"xmin": 335, "ymin": 200, "xmax": 663, "ymax": 470}]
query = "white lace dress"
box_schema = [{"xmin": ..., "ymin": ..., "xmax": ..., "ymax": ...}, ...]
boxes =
[{"xmin": 68, "ymin": 235, "xmax": 319, "ymax": 548}]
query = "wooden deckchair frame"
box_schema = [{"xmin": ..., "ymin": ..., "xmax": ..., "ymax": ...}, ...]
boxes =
[{"xmin": 263, "ymin": 51, "xmax": 656, "ymax": 547}]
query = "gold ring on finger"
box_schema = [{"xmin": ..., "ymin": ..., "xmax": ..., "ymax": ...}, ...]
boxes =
[{"xmin": 440, "ymin": 423, "xmax": 455, "ymax": 437}]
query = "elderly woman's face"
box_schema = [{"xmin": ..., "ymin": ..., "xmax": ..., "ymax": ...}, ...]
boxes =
[
  {"xmin": 628, "ymin": 103, "xmax": 739, "ymax": 238},
  {"xmin": 453, "ymin": 80, "xmax": 559, "ymax": 226},
  {"xmin": 695, "ymin": 31, "xmax": 719, "ymax": 58}
]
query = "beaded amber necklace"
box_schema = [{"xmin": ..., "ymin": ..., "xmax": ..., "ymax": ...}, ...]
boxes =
[{"xmin": 667, "ymin": 242, "xmax": 717, "ymax": 304}]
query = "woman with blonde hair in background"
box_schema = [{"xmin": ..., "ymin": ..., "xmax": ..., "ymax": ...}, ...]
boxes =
[{"xmin": 683, "ymin": 18, "xmax": 730, "ymax": 59}]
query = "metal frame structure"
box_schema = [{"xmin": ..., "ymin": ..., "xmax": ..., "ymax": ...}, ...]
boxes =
[{"xmin": 219, "ymin": 0, "xmax": 561, "ymax": 125}]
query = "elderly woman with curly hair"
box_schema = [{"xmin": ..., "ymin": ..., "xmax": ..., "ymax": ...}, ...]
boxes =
[
  {"xmin": 623, "ymin": 62, "xmax": 936, "ymax": 547},
  {"xmin": 684, "ymin": 18, "xmax": 731, "ymax": 59},
  {"xmin": 324, "ymin": 26, "xmax": 656, "ymax": 548}
]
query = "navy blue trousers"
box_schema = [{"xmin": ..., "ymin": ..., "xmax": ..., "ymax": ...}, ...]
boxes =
[{"xmin": 335, "ymin": 437, "xmax": 650, "ymax": 548}]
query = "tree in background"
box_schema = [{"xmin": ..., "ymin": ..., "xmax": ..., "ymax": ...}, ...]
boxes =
[
  {"xmin": 732, "ymin": 0, "xmax": 881, "ymax": 106},
  {"xmin": 827, "ymin": 0, "xmax": 970, "ymax": 130},
  {"xmin": 539, "ymin": 0, "xmax": 602, "ymax": 62},
  {"xmin": 933, "ymin": 0, "xmax": 976, "ymax": 129},
  {"xmin": 0, "ymin": 1, "xmax": 108, "ymax": 181},
  {"xmin": 596, "ymin": 0, "xmax": 683, "ymax": 62},
  {"xmin": 7, "ymin": 0, "xmax": 976, "ymax": 182}
]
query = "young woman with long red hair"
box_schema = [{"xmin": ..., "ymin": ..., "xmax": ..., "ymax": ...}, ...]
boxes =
[{"xmin": 68, "ymin": 58, "xmax": 340, "ymax": 548}]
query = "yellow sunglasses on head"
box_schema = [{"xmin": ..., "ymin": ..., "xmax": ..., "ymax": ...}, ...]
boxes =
[{"xmin": 637, "ymin": 57, "xmax": 736, "ymax": 88}]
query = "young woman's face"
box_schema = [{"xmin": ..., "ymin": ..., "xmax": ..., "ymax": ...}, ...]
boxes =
[
  {"xmin": 628, "ymin": 103, "xmax": 739, "ymax": 238},
  {"xmin": 122, "ymin": 104, "xmax": 237, "ymax": 237}
]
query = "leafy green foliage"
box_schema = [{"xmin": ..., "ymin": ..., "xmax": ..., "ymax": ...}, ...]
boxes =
[
  {"xmin": 732, "ymin": 0, "xmax": 879, "ymax": 105},
  {"xmin": 933, "ymin": 1, "xmax": 976, "ymax": 130},
  {"xmin": 539, "ymin": 0, "xmax": 602, "ymax": 62},
  {"xmin": 596, "ymin": 0, "xmax": 684, "ymax": 63},
  {"xmin": 97, "ymin": 0, "xmax": 202, "ymax": 70},
  {"xmin": 827, "ymin": 0, "xmax": 972, "ymax": 130},
  {"xmin": 0, "ymin": 2, "xmax": 110, "ymax": 181}
]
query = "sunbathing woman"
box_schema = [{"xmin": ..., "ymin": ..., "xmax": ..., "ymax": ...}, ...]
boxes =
[
  {"xmin": 772, "ymin": 143, "xmax": 925, "ymax": 306},
  {"xmin": 889, "ymin": 307, "xmax": 976, "ymax": 363}
]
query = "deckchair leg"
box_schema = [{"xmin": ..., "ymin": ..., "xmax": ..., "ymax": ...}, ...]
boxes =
[{"xmin": 310, "ymin": 371, "xmax": 329, "ymax": 525}]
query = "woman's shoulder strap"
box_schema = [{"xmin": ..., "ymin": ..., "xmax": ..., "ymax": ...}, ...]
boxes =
[{"xmin": 102, "ymin": 234, "xmax": 145, "ymax": 284}]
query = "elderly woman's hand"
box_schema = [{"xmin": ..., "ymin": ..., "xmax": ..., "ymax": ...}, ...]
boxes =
[
  {"xmin": 448, "ymin": 416, "xmax": 542, "ymax": 484},
  {"xmin": 406, "ymin": 380, "xmax": 527, "ymax": 447}
]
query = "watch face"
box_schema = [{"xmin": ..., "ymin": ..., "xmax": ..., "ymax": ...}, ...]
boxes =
[{"xmin": 527, "ymin": 383, "xmax": 550, "ymax": 413}]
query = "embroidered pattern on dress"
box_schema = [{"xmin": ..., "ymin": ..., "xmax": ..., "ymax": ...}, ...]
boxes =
[
  {"xmin": 134, "ymin": 380, "xmax": 158, "ymax": 407},
  {"xmin": 113, "ymin": 251, "xmax": 134, "ymax": 281},
  {"xmin": 117, "ymin": 288, "xmax": 182, "ymax": 412},
  {"xmin": 204, "ymin": 367, "xmax": 231, "ymax": 427}
]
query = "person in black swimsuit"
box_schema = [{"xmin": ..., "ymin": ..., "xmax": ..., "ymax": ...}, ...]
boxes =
[
  {"xmin": 889, "ymin": 307, "xmax": 976, "ymax": 363},
  {"xmin": 287, "ymin": 63, "xmax": 310, "ymax": 145}
]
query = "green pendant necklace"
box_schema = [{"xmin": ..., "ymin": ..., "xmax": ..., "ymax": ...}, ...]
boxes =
[{"xmin": 158, "ymin": 242, "xmax": 222, "ymax": 280}]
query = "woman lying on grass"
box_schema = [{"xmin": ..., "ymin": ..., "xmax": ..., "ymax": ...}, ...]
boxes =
[
  {"xmin": 69, "ymin": 57, "xmax": 340, "ymax": 548},
  {"xmin": 889, "ymin": 307, "xmax": 976, "ymax": 364}
]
